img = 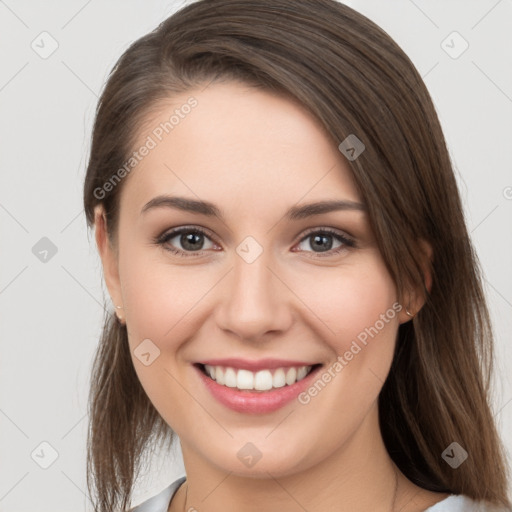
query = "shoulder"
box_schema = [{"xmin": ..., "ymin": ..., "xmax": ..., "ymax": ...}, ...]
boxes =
[
  {"xmin": 425, "ymin": 495, "xmax": 512, "ymax": 512},
  {"xmin": 129, "ymin": 476, "xmax": 186, "ymax": 512}
]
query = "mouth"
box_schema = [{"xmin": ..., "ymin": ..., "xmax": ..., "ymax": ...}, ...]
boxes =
[
  {"xmin": 193, "ymin": 361, "xmax": 324, "ymax": 414},
  {"xmin": 194, "ymin": 362, "xmax": 322, "ymax": 392}
]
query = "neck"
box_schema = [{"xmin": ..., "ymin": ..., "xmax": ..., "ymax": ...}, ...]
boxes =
[{"xmin": 172, "ymin": 405, "xmax": 409, "ymax": 512}]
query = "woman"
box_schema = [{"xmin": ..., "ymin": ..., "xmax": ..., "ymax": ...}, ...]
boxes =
[{"xmin": 83, "ymin": 1, "xmax": 511, "ymax": 511}]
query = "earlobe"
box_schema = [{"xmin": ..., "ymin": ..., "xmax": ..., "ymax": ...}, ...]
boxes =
[{"xmin": 94, "ymin": 205, "xmax": 123, "ymax": 313}]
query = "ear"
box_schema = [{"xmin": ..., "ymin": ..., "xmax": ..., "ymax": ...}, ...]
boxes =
[
  {"xmin": 94, "ymin": 205, "xmax": 123, "ymax": 313},
  {"xmin": 398, "ymin": 239, "xmax": 433, "ymax": 324}
]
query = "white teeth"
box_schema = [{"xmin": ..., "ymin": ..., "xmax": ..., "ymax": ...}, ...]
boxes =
[
  {"xmin": 297, "ymin": 366, "xmax": 308, "ymax": 380},
  {"xmin": 202, "ymin": 364, "xmax": 314, "ymax": 391},
  {"xmin": 237, "ymin": 369, "xmax": 254, "ymax": 390},
  {"xmin": 254, "ymin": 370, "xmax": 273, "ymax": 391},
  {"xmin": 285, "ymin": 367, "xmax": 297, "ymax": 385},
  {"xmin": 273, "ymin": 368, "xmax": 286, "ymax": 388},
  {"xmin": 224, "ymin": 367, "xmax": 237, "ymax": 388}
]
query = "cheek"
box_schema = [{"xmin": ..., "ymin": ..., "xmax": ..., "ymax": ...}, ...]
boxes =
[
  {"xmin": 291, "ymin": 253, "xmax": 399, "ymax": 353},
  {"xmin": 284, "ymin": 252, "xmax": 401, "ymax": 420},
  {"xmin": 337, "ymin": 270, "xmax": 398, "ymax": 355},
  {"xmin": 119, "ymin": 245, "xmax": 220, "ymax": 361},
  {"xmin": 117, "ymin": 248, "xmax": 210, "ymax": 420},
  {"xmin": 283, "ymin": 256, "xmax": 400, "ymax": 449},
  {"xmin": 120, "ymin": 246, "xmax": 190, "ymax": 329}
]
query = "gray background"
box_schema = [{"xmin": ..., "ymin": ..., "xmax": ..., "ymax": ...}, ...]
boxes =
[{"xmin": 0, "ymin": 0, "xmax": 511, "ymax": 510}]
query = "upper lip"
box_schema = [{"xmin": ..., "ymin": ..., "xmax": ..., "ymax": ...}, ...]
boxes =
[{"xmin": 196, "ymin": 358, "xmax": 321, "ymax": 372}]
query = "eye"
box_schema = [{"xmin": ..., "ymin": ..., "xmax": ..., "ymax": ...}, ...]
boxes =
[
  {"xmin": 154, "ymin": 226, "xmax": 218, "ymax": 257},
  {"xmin": 294, "ymin": 228, "xmax": 355, "ymax": 257},
  {"xmin": 153, "ymin": 226, "xmax": 356, "ymax": 258}
]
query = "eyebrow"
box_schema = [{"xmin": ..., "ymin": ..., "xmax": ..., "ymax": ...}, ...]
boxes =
[{"xmin": 140, "ymin": 195, "xmax": 367, "ymax": 221}]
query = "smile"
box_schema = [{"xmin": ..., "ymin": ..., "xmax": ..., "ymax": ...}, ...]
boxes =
[
  {"xmin": 200, "ymin": 364, "xmax": 315, "ymax": 391},
  {"xmin": 194, "ymin": 360, "xmax": 323, "ymax": 414}
]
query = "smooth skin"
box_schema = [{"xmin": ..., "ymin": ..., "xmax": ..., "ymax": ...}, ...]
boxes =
[{"xmin": 94, "ymin": 81, "xmax": 449, "ymax": 511}]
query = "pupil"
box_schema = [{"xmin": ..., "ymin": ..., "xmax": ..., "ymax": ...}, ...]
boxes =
[
  {"xmin": 182, "ymin": 233, "xmax": 203, "ymax": 251},
  {"xmin": 312, "ymin": 234, "xmax": 332, "ymax": 252}
]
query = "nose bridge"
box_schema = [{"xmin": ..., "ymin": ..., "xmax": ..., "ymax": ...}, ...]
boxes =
[{"xmin": 215, "ymin": 236, "xmax": 291, "ymax": 340}]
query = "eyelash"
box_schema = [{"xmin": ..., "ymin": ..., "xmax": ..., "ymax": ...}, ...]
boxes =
[{"xmin": 153, "ymin": 225, "xmax": 356, "ymax": 259}]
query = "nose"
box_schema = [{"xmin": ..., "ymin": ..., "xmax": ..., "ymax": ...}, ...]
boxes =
[{"xmin": 214, "ymin": 248, "xmax": 293, "ymax": 342}]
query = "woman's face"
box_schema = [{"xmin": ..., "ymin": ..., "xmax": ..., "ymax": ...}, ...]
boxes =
[{"xmin": 96, "ymin": 81, "xmax": 414, "ymax": 478}]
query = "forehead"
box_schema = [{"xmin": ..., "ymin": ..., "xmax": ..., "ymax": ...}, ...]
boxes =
[{"xmin": 120, "ymin": 81, "xmax": 362, "ymax": 218}]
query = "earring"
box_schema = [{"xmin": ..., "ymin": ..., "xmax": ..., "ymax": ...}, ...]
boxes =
[
  {"xmin": 405, "ymin": 306, "xmax": 414, "ymax": 318},
  {"xmin": 115, "ymin": 305, "xmax": 124, "ymax": 323}
]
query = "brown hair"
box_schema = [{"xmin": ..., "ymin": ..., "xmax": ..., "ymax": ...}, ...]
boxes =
[{"xmin": 83, "ymin": 0, "xmax": 511, "ymax": 510}]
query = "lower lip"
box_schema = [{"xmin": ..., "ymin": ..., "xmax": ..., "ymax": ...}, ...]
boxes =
[{"xmin": 195, "ymin": 364, "xmax": 322, "ymax": 414}]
